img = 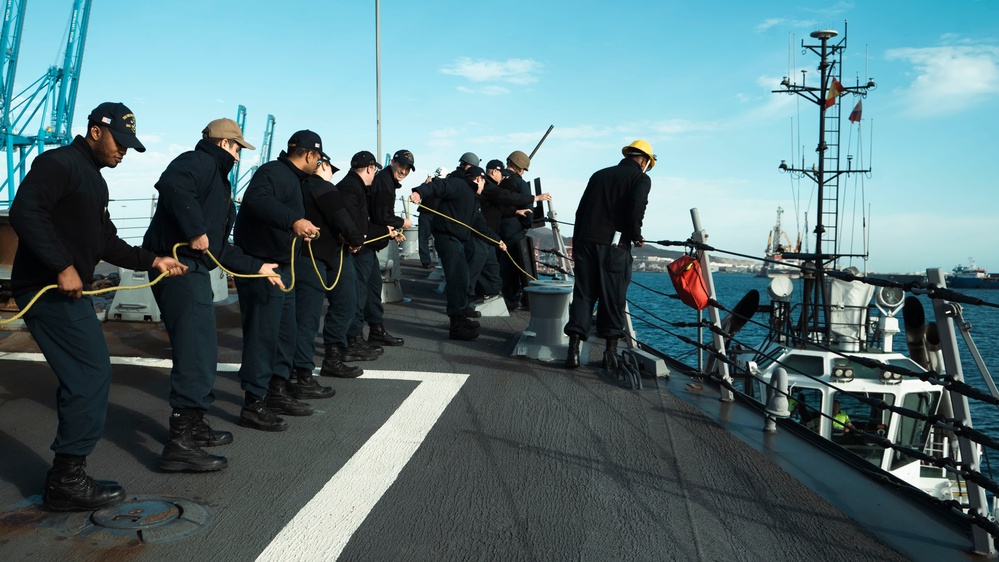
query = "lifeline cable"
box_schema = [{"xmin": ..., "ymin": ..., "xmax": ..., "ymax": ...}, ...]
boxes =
[{"xmin": 646, "ymin": 238, "xmax": 999, "ymax": 309}]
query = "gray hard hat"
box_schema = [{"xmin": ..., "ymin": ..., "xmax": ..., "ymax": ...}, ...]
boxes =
[{"xmin": 459, "ymin": 152, "xmax": 480, "ymax": 167}]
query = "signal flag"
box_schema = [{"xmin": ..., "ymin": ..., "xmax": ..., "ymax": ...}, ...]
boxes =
[
  {"xmin": 824, "ymin": 78, "xmax": 844, "ymax": 108},
  {"xmin": 848, "ymin": 100, "xmax": 863, "ymax": 123}
]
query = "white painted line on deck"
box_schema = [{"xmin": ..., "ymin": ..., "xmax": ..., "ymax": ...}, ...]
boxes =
[
  {"xmin": 256, "ymin": 369, "xmax": 468, "ymax": 562},
  {"xmin": 0, "ymin": 352, "xmax": 183, "ymax": 369},
  {"xmin": 1, "ymin": 352, "xmax": 469, "ymax": 560}
]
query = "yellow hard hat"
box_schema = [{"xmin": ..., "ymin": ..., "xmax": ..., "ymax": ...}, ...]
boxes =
[{"xmin": 622, "ymin": 139, "xmax": 656, "ymax": 170}]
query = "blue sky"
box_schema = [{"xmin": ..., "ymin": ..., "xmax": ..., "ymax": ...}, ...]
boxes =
[{"xmin": 5, "ymin": 0, "xmax": 998, "ymax": 273}]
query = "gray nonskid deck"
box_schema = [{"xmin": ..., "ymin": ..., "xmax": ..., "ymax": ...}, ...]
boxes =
[{"xmin": 0, "ymin": 261, "xmax": 936, "ymax": 560}]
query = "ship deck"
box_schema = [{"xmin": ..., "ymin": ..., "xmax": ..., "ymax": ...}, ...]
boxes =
[{"xmin": 0, "ymin": 260, "xmax": 976, "ymax": 561}]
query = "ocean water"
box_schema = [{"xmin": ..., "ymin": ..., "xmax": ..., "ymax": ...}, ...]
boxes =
[{"xmin": 627, "ymin": 271, "xmax": 999, "ymax": 437}]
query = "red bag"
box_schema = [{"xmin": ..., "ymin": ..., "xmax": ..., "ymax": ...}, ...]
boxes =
[{"xmin": 667, "ymin": 254, "xmax": 710, "ymax": 310}]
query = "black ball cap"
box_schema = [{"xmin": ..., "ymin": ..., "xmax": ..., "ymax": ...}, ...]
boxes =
[
  {"xmin": 88, "ymin": 102, "xmax": 145, "ymax": 152},
  {"xmin": 288, "ymin": 129, "xmax": 329, "ymax": 160},
  {"xmin": 393, "ymin": 149, "xmax": 416, "ymax": 171},
  {"xmin": 350, "ymin": 150, "xmax": 383, "ymax": 170}
]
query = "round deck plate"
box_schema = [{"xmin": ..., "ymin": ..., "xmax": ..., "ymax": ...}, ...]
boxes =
[{"xmin": 58, "ymin": 495, "xmax": 214, "ymax": 546}]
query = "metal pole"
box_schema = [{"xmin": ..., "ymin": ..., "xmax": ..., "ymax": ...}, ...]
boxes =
[
  {"xmin": 927, "ymin": 268, "xmax": 995, "ymax": 557},
  {"xmin": 528, "ymin": 125, "xmax": 553, "ymax": 160},
  {"xmin": 690, "ymin": 208, "xmax": 733, "ymax": 402},
  {"xmin": 375, "ymin": 0, "xmax": 381, "ymax": 162}
]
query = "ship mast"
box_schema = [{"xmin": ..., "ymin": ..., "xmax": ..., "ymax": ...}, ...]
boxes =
[{"xmin": 774, "ymin": 23, "xmax": 875, "ymax": 344}]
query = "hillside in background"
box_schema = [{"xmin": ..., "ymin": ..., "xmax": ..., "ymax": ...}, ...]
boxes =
[{"xmin": 530, "ymin": 226, "xmax": 758, "ymax": 273}]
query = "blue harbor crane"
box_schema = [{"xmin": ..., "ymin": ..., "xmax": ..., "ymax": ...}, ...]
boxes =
[
  {"xmin": 232, "ymin": 111, "xmax": 275, "ymax": 201},
  {"xmin": 1, "ymin": 0, "xmax": 92, "ymax": 208},
  {"xmin": 228, "ymin": 104, "xmax": 247, "ymax": 187}
]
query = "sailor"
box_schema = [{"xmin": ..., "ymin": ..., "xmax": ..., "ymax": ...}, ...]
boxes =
[
  {"xmin": 288, "ymin": 156, "xmax": 352, "ymax": 384},
  {"xmin": 361, "ymin": 149, "xmax": 414, "ymax": 347},
  {"xmin": 232, "ymin": 130, "xmax": 323, "ymax": 431},
  {"xmin": 9, "ymin": 102, "xmax": 188, "ymax": 510},
  {"xmin": 142, "ymin": 118, "xmax": 287, "ymax": 472},
  {"xmin": 564, "ymin": 140, "xmax": 654, "ymax": 369},
  {"xmin": 409, "ymin": 166, "xmax": 506, "ymax": 340},
  {"xmin": 295, "ymin": 155, "xmax": 366, "ymax": 379},
  {"xmin": 477, "ymin": 158, "xmax": 552, "ymax": 315},
  {"xmin": 338, "ymin": 151, "xmax": 390, "ymax": 362},
  {"xmin": 498, "ymin": 150, "xmax": 535, "ymax": 310},
  {"xmin": 417, "ymin": 166, "xmax": 448, "ymax": 269},
  {"xmin": 448, "ymin": 152, "xmax": 480, "ymax": 178},
  {"xmin": 465, "ymin": 159, "xmax": 507, "ymax": 315}
]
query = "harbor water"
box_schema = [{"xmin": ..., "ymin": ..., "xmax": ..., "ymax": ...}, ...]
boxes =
[{"xmin": 627, "ymin": 271, "xmax": 999, "ymax": 438}]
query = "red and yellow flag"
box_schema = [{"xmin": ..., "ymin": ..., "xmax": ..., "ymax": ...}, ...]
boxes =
[{"xmin": 824, "ymin": 78, "xmax": 843, "ymax": 108}]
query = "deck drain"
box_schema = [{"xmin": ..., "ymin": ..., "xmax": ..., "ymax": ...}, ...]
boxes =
[{"xmin": 58, "ymin": 495, "xmax": 214, "ymax": 546}]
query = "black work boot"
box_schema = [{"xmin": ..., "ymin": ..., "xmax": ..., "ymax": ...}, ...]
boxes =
[
  {"xmin": 44, "ymin": 454, "xmax": 125, "ymax": 512},
  {"xmin": 191, "ymin": 411, "xmax": 233, "ymax": 447},
  {"xmin": 449, "ymin": 316, "xmax": 480, "ymax": 340},
  {"xmin": 354, "ymin": 334, "xmax": 384, "ymax": 355},
  {"xmin": 240, "ymin": 394, "xmax": 288, "ymax": 432},
  {"xmin": 463, "ymin": 305, "xmax": 482, "ymax": 319},
  {"xmin": 603, "ymin": 337, "xmax": 620, "ymax": 370},
  {"xmin": 287, "ymin": 367, "xmax": 336, "ymax": 399},
  {"xmin": 321, "ymin": 345, "xmax": 363, "ymax": 378},
  {"xmin": 368, "ymin": 323, "xmax": 404, "ymax": 346},
  {"xmin": 565, "ymin": 334, "xmax": 582, "ymax": 369},
  {"xmin": 342, "ymin": 337, "xmax": 378, "ymax": 361},
  {"xmin": 265, "ymin": 377, "xmax": 314, "ymax": 416},
  {"xmin": 159, "ymin": 409, "xmax": 228, "ymax": 472}
]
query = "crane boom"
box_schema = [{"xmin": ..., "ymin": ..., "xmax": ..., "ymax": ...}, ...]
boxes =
[{"xmin": 0, "ymin": 0, "xmax": 92, "ymax": 207}]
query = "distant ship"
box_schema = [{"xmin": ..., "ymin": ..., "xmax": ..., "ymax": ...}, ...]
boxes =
[
  {"xmin": 946, "ymin": 257, "xmax": 999, "ymax": 289},
  {"xmin": 755, "ymin": 206, "xmax": 801, "ymax": 278}
]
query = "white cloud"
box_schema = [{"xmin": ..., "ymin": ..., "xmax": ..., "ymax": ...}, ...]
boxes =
[
  {"xmin": 456, "ymin": 85, "xmax": 510, "ymax": 96},
  {"xmin": 756, "ymin": 18, "xmax": 820, "ymax": 33},
  {"xmin": 648, "ymin": 119, "xmax": 726, "ymax": 135},
  {"xmin": 425, "ymin": 127, "xmax": 462, "ymax": 148},
  {"xmin": 440, "ymin": 58, "xmax": 543, "ymax": 85},
  {"xmin": 886, "ymin": 44, "xmax": 999, "ymax": 116}
]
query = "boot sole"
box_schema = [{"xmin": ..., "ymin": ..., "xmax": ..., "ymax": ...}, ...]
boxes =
[
  {"xmin": 194, "ymin": 436, "xmax": 234, "ymax": 447},
  {"xmin": 44, "ymin": 494, "xmax": 125, "ymax": 512},
  {"xmin": 321, "ymin": 368, "xmax": 363, "ymax": 378},
  {"xmin": 449, "ymin": 334, "xmax": 479, "ymax": 341},
  {"xmin": 159, "ymin": 459, "xmax": 229, "ymax": 472},
  {"xmin": 240, "ymin": 419, "xmax": 289, "ymax": 432},
  {"xmin": 265, "ymin": 406, "xmax": 314, "ymax": 417},
  {"xmin": 368, "ymin": 339, "xmax": 404, "ymax": 346},
  {"xmin": 290, "ymin": 390, "xmax": 336, "ymax": 399}
]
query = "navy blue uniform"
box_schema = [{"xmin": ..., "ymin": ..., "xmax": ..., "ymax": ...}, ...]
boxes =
[
  {"xmin": 232, "ymin": 152, "xmax": 309, "ymax": 399},
  {"xmin": 565, "ymin": 158, "xmax": 651, "ymax": 340},
  {"xmin": 356, "ymin": 167, "xmax": 402, "ymax": 327},
  {"xmin": 412, "ymin": 177, "xmax": 500, "ymax": 317},
  {"xmin": 478, "ymin": 176, "xmax": 533, "ymax": 298},
  {"xmin": 10, "ymin": 136, "xmax": 158, "ymax": 456},
  {"xmin": 294, "ymin": 174, "xmax": 364, "ymax": 367},
  {"xmin": 142, "ymin": 139, "xmax": 262, "ymax": 411},
  {"xmin": 338, "ymin": 171, "xmax": 388, "ymax": 337},
  {"xmin": 497, "ymin": 174, "xmax": 535, "ymax": 303}
]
